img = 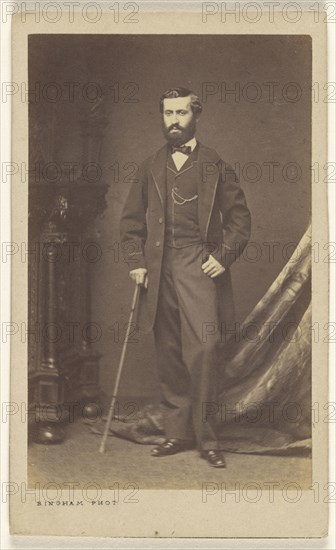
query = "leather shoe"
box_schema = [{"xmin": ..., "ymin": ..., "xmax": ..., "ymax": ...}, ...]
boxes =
[
  {"xmin": 201, "ymin": 450, "xmax": 226, "ymax": 468},
  {"xmin": 151, "ymin": 439, "xmax": 192, "ymax": 457}
]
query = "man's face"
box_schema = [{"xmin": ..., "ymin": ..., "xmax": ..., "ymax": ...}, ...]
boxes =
[{"xmin": 162, "ymin": 96, "xmax": 198, "ymax": 146}]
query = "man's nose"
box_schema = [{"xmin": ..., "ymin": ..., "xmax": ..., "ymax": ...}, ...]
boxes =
[{"xmin": 171, "ymin": 113, "xmax": 178, "ymax": 124}]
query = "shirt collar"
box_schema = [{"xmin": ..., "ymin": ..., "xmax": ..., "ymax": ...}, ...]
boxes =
[{"xmin": 183, "ymin": 137, "xmax": 197, "ymax": 151}]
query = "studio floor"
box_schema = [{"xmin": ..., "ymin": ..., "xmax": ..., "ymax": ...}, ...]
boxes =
[{"xmin": 28, "ymin": 418, "xmax": 312, "ymax": 491}]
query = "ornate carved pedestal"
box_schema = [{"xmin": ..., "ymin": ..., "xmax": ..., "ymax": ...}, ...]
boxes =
[
  {"xmin": 28, "ymin": 182, "xmax": 109, "ymax": 444},
  {"xmin": 28, "ymin": 92, "xmax": 110, "ymax": 444}
]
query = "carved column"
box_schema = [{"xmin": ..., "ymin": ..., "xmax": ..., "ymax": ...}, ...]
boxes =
[{"xmin": 28, "ymin": 98, "xmax": 109, "ymax": 444}]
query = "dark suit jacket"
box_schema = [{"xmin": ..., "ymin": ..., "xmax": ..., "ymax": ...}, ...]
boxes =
[{"xmin": 120, "ymin": 142, "xmax": 251, "ymax": 332}]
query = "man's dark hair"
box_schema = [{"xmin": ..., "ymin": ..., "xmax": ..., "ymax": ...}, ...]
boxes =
[{"xmin": 160, "ymin": 87, "xmax": 203, "ymax": 116}]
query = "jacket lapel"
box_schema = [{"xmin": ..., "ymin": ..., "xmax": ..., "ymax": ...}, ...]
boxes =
[
  {"xmin": 150, "ymin": 144, "xmax": 168, "ymax": 209},
  {"xmin": 197, "ymin": 142, "xmax": 221, "ymax": 240}
]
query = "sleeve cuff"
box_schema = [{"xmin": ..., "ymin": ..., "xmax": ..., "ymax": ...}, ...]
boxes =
[{"xmin": 211, "ymin": 245, "xmax": 240, "ymax": 269}]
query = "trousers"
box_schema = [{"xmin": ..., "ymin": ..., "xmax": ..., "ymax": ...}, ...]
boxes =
[{"xmin": 153, "ymin": 243, "xmax": 222, "ymax": 451}]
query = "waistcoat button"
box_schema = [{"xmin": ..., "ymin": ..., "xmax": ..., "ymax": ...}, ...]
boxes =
[{"xmin": 155, "ymin": 241, "xmax": 160, "ymax": 247}]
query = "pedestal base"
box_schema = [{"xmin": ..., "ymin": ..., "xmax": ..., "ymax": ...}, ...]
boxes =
[{"xmin": 31, "ymin": 423, "xmax": 66, "ymax": 445}]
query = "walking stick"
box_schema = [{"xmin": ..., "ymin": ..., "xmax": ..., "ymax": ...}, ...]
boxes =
[{"xmin": 99, "ymin": 282, "xmax": 140, "ymax": 453}]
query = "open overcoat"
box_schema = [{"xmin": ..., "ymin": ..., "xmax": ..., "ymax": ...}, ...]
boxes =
[{"xmin": 120, "ymin": 142, "xmax": 252, "ymax": 333}]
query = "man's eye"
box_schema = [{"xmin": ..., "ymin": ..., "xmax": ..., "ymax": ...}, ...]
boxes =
[{"xmin": 165, "ymin": 112, "xmax": 172, "ymax": 116}]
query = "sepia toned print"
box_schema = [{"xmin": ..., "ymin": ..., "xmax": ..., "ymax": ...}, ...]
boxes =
[{"xmin": 9, "ymin": 7, "xmax": 329, "ymax": 539}]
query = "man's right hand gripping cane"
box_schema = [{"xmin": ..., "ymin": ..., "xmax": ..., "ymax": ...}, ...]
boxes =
[{"xmin": 129, "ymin": 268, "xmax": 148, "ymax": 288}]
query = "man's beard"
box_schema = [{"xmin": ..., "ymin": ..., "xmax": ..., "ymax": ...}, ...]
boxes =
[{"xmin": 162, "ymin": 117, "xmax": 197, "ymax": 147}]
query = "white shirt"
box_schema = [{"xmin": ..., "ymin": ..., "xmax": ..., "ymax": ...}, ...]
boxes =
[{"xmin": 171, "ymin": 137, "xmax": 197, "ymax": 171}]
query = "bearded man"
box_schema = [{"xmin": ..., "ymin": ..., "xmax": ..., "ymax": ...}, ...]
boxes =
[{"xmin": 120, "ymin": 87, "xmax": 251, "ymax": 468}]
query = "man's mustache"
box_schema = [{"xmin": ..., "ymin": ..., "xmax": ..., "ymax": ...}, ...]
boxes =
[{"xmin": 167, "ymin": 124, "xmax": 184, "ymax": 131}]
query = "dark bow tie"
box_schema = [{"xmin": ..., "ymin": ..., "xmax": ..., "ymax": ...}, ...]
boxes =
[{"xmin": 171, "ymin": 145, "xmax": 192, "ymax": 155}]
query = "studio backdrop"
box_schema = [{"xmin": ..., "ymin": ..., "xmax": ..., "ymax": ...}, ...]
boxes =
[{"xmin": 28, "ymin": 34, "xmax": 311, "ymax": 402}]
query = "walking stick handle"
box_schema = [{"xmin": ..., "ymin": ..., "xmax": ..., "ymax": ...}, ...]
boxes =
[{"xmin": 99, "ymin": 283, "xmax": 140, "ymax": 453}]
